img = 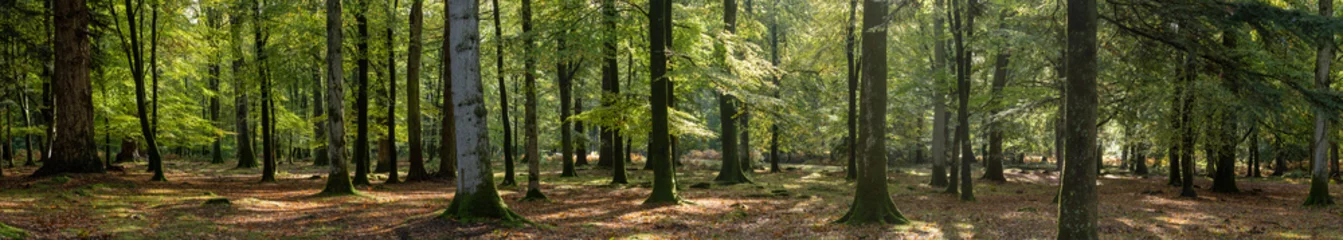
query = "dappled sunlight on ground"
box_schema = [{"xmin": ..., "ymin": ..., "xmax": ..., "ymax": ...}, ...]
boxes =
[{"xmin": 1, "ymin": 158, "xmax": 1340, "ymax": 239}]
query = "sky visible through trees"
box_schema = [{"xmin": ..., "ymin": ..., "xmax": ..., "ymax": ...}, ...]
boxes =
[{"xmin": 2, "ymin": 0, "xmax": 1343, "ymax": 238}]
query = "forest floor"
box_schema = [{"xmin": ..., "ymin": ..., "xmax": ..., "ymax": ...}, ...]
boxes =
[{"xmin": 1, "ymin": 156, "xmax": 1342, "ymax": 239}]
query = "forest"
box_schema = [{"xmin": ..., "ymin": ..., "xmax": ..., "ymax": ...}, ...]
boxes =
[{"xmin": 1, "ymin": 0, "xmax": 1343, "ymax": 238}]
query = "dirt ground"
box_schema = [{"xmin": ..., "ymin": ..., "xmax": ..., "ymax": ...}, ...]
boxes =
[{"xmin": 1, "ymin": 157, "xmax": 1341, "ymax": 239}]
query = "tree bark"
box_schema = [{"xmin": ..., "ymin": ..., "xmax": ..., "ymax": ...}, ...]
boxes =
[
  {"xmin": 558, "ymin": 29, "xmax": 577, "ymax": 177},
  {"xmin": 982, "ymin": 48, "xmax": 1009, "ymax": 182},
  {"xmin": 519, "ymin": 0, "xmax": 547, "ymax": 201},
  {"xmin": 952, "ymin": 0, "xmax": 975, "ymax": 201},
  {"xmin": 405, "ymin": 0, "xmax": 432, "ymax": 182},
  {"xmin": 844, "ymin": 0, "xmax": 859, "ymax": 181},
  {"xmin": 1057, "ymin": 0, "xmax": 1099, "ymax": 237},
  {"xmin": 441, "ymin": 0, "xmax": 527, "ymax": 222},
  {"xmin": 231, "ymin": 3, "xmax": 257, "ymax": 169},
  {"xmin": 644, "ymin": 0, "xmax": 679, "ymax": 205},
  {"xmin": 318, "ymin": 0, "xmax": 356, "ymax": 195},
  {"xmin": 435, "ymin": 1, "xmax": 456, "ymax": 180},
  {"xmin": 714, "ymin": 0, "xmax": 750, "ymax": 185},
  {"xmin": 32, "ymin": 0, "xmax": 103, "ymax": 177},
  {"xmin": 491, "ymin": 0, "xmax": 517, "ymax": 187},
  {"xmin": 835, "ymin": 0, "xmax": 908, "ymax": 225},
  {"xmin": 929, "ymin": 0, "xmax": 949, "ymax": 187},
  {"xmin": 352, "ymin": 0, "xmax": 373, "ymax": 186},
  {"xmin": 1305, "ymin": 0, "xmax": 1336, "ymax": 206},
  {"xmin": 258, "ymin": 0, "xmax": 277, "ymax": 183}
]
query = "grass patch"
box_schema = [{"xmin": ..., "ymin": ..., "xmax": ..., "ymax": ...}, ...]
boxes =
[{"xmin": 0, "ymin": 223, "xmax": 29, "ymax": 239}]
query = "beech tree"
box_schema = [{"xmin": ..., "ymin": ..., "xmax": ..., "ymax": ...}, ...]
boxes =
[{"xmin": 835, "ymin": 0, "xmax": 908, "ymax": 225}]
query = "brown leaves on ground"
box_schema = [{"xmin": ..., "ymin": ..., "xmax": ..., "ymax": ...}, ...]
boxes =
[{"xmin": 1, "ymin": 159, "xmax": 1340, "ymax": 239}]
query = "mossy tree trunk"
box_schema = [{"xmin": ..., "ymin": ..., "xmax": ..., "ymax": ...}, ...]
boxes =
[
  {"xmin": 442, "ymin": 0, "xmax": 527, "ymax": 223},
  {"xmin": 319, "ymin": 0, "xmax": 356, "ymax": 196},
  {"xmin": 644, "ymin": 0, "xmax": 680, "ymax": 205},
  {"xmin": 1057, "ymin": 0, "xmax": 1098, "ymax": 237},
  {"xmin": 835, "ymin": 0, "xmax": 908, "ymax": 225},
  {"xmin": 1305, "ymin": 0, "xmax": 1336, "ymax": 207},
  {"xmin": 519, "ymin": 0, "xmax": 547, "ymax": 201},
  {"xmin": 713, "ymin": 0, "xmax": 750, "ymax": 186},
  {"xmin": 405, "ymin": 0, "xmax": 432, "ymax": 182}
]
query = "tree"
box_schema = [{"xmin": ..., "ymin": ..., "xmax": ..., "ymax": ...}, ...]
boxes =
[
  {"xmin": 380, "ymin": 0, "xmax": 401, "ymax": 183},
  {"xmin": 952, "ymin": 0, "xmax": 975, "ymax": 201},
  {"xmin": 1210, "ymin": 32, "xmax": 1239, "ymax": 193},
  {"xmin": 844, "ymin": 0, "xmax": 858, "ymax": 181},
  {"xmin": 352, "ymin": 0, "xmax": 373, "ymax": 186},
  {"xmin": 1178, "ymin": 54, "xmax": 1196, "ymax": 198},
  {"xmin": 441, "ymin": 0, "xmax": 527, "ymax": 224},
  {"xmin": 981, "ymin": 12, "xmax": 1011, "ymax": 182},
  {"xmin": 519, "ymin": 0, "xmax": 547, "ymax": 201},
  {"xmin": 405, "ymin": 0, "xmax": 431, "ymax": 182},
  {"xmin": 319, "ymin": 0, "xmax": 357, "ymax": 196},
  {"xmin": 928, "ymin": 0, "xmax": 950, "ymax": 187},
  {"xmin": 1057, "ymin": 0, "xmax": 1098, "ymax": 237},
  {"xmin": 258, "ymin": 0, "xmax": 277, "ymax": 183},
  {"xmin": 714, "ymin": 0, "xmax": 750, "ymax": 185},
  {"xmin": 767, "ymin": 0, "xmax": 782, "ymax": 174},
  {"xmin": 31, "ymin": 0, "xmax": 103, "ymax": 177},
  {"xmin": 108, "ymin": 0, "xmax": 165, "ymax": 181},
  {"xmin": 1304, "ymin": 0, "xmax": 1336, "ymax": 207},
  {"xmin": 435, "ymin": 8, "xmax": 456, "ymax": 180},
  {"xmin": 558, "ymin": 27, "xmax": 577, "ymax": 177},
  {"xmin": 835, "ymin": 0, "xmax": 908, "ymax": 225},
  {"xmin": 644, "ymin": 0, "xmax": 680, "ymax": 205},
  {"xmin": 207, "ymin": 8, "xmax": 225, "ymax": 165},
  {"xmin": 600, "ymin": 0, "xmax": 628, "ymax": 184},
  {"xmin": 232, "ymin": 0, "xmax": 257, "ymax": 170},
  {"xmin": 492, "ymin": 0, "xmax": 518, "ymax": 187}
]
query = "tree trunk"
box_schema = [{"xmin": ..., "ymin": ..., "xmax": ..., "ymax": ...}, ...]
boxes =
[
  {"xmin": 231, "ymin": 3, "xmax": 257, "ymax": 169},
  {"xmin": 982, "ymin": 47, "xmax": 1009, "ymax": 182},
  {"xmin": 575, "ymin": 92, "xmax": 588, "ymax": 167},
  {"xmin": 835, "ymin": 0, "xmax": 908, "ymax": 225},
  {"xmin": 405, "ymin": 0, "xmax": 431, "ymax": 182},
  {"xmin": 350, "ymin": 0, "xmax": 373, "ymax": 186},
  {"xmin": 257, "ymin": 0, "xmax": 277, "ymax": 183},
  {"xmin": 952, "ymin": 0, "xmax": 975, "ymax": 201},
  {"xmin": 491, "ymin": 0, "xmax": 517, "ymax": 187},
  {"xmin": 519, "ymin": 0, "xmax": 548, "ymax": 201},
  {"xmin": 435, "ymin": 3, "xmax": 456, "ymax": 180},
  {"xmin": 928, "ymin": 0, "xmax": 949, "ymax": 185},
  {"xmin": 1058, "ymin": 0, "xmax": 1099, "ymax": 237},
  {"xmin": 844, "ymin": 0, "xmax": 859, "ymax": 181},
  {"xmin": 1210, "ymin": 32, "xmax": 1240, "ymax": 193},
  {"xmin": 318, "ymin": 0, "xmax": 356, "ymax": 195},
  {"xmin": 441, "ymin": 0, "xmax": 527, "ymax": 222},
  {"xmin": 768, "ymin": 0, "xmax": 782, "ymax": 173},
  {"xmin": 644, "ymin": 0, "xmax": 679, "ymax": 205},
  {"xmin": 32, "ymin": 0, "xmax": 103, "ymax": 177},
  {"xmin": 1179, "ymin": 55, "xmax": 1197, "ymax": 198},
  {"xmin": 714, "ymin": 0, "xmax": 749, "ymax": 185},
  {"xmin": 1305, "ymin": 0, "xmax": 1336, "ymax": 206},
  {"xmin": 558, "ymin": 29, "xmax": 577, "ymax": 178}
]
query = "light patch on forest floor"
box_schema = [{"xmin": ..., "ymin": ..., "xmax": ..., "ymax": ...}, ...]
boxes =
[{"xmin": 1, "ymin": 158, "xmax": 1341, "ymax": 239}]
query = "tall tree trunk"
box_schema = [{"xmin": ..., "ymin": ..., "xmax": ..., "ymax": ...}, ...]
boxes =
[
  {"xmin": 1211, "ymin": 32, "xmax": 1240, "ymax": 193},
  {"xmin": 405, "ymin": 0, "xmax": 431, "ymax": 181},
  {"xmin": 575, "ymin": 92, "xmax": 588, "ymax": 167},
  {"xmin": 319, "ymin": 0, "xmax": 355, "ymax": 195},
  {"xmin": 602, "ymin": 0, "xmax": 629, "ymax": 184},
  {"xmin": 1058, "ymin": 0, "xmax": 1099, "ymax": 237},
  {"xmin": 929, "ymin": 0, "xmax": 950, "ymax": 186},
  {"xmin": 982, "ymin": 44, "xmax": 1010, "ymax": 182},
  {"xmin": 435, "ymin": 1, "xmax": 456, "ymax": 180},
  {"xmin": 844, "ymin": 0, "xmax": 859, "ymax": 181},
  {"xmin": 31, "ymin": 0, "xmax": 103, "ymax": 177},
  {"xmin": 768, "ymin": 0, "xmax": 782, "ymax": 173},
  {"xmin": 313, "ymin": 66, "xmax": 329, "ymax": 166},
  {"xmin": 377, "ymin": 0, "xmax": 400, "ymax": 182},
  {"xmin": 1179, "ymin": 55, "xmax": 1197, "ymax": 198},
  {"xmin": 441, "ymin": 0, "xmax": 526, "ymax": 222},
  {"xmin": 519, "ymin": 0, "xmax": 547, "ymax": 201},
  {"xmin": 644, "ymin": 0, "xmax": 679, "ymax": 204},
  {"xmin": 257, "ymin": 0, "xmax": 277, "ymax": 183},
  {"xmin": 558, "ymin": 29, "xmax": 577, "ymax": 178},
  {"xmin": 1304, "ymin": 0, "xmax": 1336, "ymax": 206},
  {"xmin": 208, "ymin": 8, "xmax": 224, "ymax": 165},
  {"xmin": 714, "ymin": 0, "xmax": 749, "ymax": 185},
  {"xmin": 491, "ymin": 0, "xmax": 517, "ymax": 187},
  {"xmin": 231, "ymin": 4, "xmax": 257, "ymax": 169},
  {"xmin": 353, "ymin": 0, "xmax": 373, "ymax": 186},
  {"xmin": 952, "ymin": 0, "xmax": 975, "ymax": 201},
  {"xmin": 835, "ymin": 0, "xmax": 908, "ymax": 225}
]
